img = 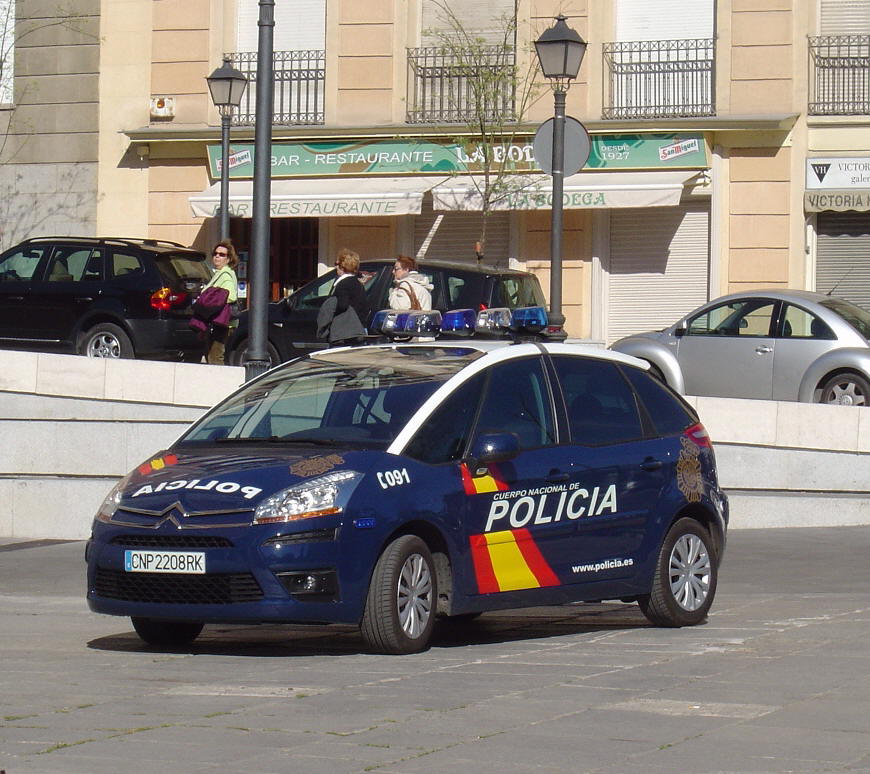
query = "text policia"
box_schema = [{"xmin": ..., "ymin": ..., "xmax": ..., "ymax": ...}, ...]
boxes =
[{"xmin": 485, "ymin": 483, "xmax": 618, "ymax": 533}]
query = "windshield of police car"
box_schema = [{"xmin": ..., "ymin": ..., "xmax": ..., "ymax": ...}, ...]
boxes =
[{"xmin": 180, "ymin": 346, "xmax": 484, "ymax": 447}]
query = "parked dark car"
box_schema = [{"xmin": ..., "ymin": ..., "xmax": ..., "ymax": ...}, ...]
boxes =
[
  {"xmin": 0, "ymin": 237, "xmax": 211, "ymax": 360},
  {"xmin": 226, "ymin": 258, "xmax": 547, "ymax": 366}
]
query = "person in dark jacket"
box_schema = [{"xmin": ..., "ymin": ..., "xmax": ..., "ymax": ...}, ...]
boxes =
[{"xmin": 316, "ymin": 248, "xmax": 370, "ymax": 347}]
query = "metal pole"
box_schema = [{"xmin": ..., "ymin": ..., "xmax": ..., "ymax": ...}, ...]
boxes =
[
  {"xmin": 219, "ymin": 112, "xmax": 231, "ymax": 240},
  {"xmin": 245, "ymin": 0, "xmax": 275, "ymax": 381},
  {"xmin": 548, "ymin": 88, "xmax": 567, "ymax": 332}
]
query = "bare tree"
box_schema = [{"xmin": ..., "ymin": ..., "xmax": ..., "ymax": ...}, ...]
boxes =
[{"xmin": 421, "ymin": 0, "xmax": 541, "ymax": 263}]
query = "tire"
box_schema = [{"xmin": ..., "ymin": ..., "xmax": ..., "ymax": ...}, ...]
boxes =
[
  {"xmin": 79, "ymin": 323, "xmax": 134, "ymax": 359},
  {"xmin": 639, "ymin": 518, "xmax": 717, "ymax": 627},
  {"xmin": 360, "ymin": 536, "xmax": 437, "ymax": 655},
  {"xmin": 818, "ymin": 372, "xmax": 870, "ymax": 407},
  {"xmin": 131, "ymin": 617, "xmax": 204, "ymax": 647},
  {"xmin": 227, "ymin": 338, "xmax": 280, "ymax": 368}
]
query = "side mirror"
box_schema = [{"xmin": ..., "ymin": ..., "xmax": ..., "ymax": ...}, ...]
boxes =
[
  {"xmin": 674, "ymin": 325, "xmax": 687, "ymax": 337},
  {"xmin": 466, "ymin": 432, "xmax": 519, "ymax": 474}
]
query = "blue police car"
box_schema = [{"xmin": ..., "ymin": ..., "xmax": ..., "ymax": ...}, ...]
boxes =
[{"xmin": 86, "ymin": 308, "xmax": 729, "ymax": 654}]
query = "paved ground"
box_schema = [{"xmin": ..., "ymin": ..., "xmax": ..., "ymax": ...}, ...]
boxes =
[{"xmin": 1, "ymin": 527, "xmax": 869, "ymax": 774}]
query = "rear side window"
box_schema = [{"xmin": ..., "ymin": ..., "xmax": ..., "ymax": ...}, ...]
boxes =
[
  {"xmin": 112, "ymin": 251, "xmax": 145, "ymax": 278},
  {"xmin": 551, "ymin": 356, "xmax": 643, "ymax": 446},
  {"xmin": 47, "ymin": 247, "xmax": 103, "ymax": 282},
  {"xmin": 622, "ymin": 365, "xmax": 695, "ymax": 437},
  {"xmin": 491, "ymin": 276, "xmax": 546, "ymax": 309},
  {"xmin": 444, "ymin": 273, "xmax": 485, "ymax": 310}
]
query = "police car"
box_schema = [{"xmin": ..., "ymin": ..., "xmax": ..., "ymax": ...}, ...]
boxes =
[{"xmin": 86, "ymin": 307, "xmax": 729, "ymax": 654}]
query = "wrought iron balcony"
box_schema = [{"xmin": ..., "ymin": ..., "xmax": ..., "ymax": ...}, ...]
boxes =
[
  {"xmin": 603, "ymin": 38, "xmax": 715, "ymax": 119},
  {"xmin": 227, "ymin": 50, "xmax": 325, "ymax": 126},
  {"xmin": 406, "ymin": 45, "xmax": 516, "ymax": 124},
  {"xmin": 809, "ymin": 35, "xmax": 870, "ymax": 115}
]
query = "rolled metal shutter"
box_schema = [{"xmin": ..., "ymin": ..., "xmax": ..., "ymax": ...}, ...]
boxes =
[
  {"xmin": 606, "ymin": 203, "xmax": 710, "ymax": 344},
  {"xmin": 616, "ymin": 0, "xmax": 714, "ymax": 40},
  {"xmin": 816, "ymin": 212, "xmax": 870, "ymax": 309},
  {"xmin": 820, "ymin": 0, "xmax": 870, "ymax": 34},
  {"xmin": 413, "ymin": 197, "xmax": 511, "ymax": 265},
  {"xmin": 237, "ymin": 0, "xmax": 325, "ymax": 51}
]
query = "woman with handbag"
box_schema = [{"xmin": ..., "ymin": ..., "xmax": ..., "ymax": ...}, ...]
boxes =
[
  {"xmin": 202, "ymin": 239, "xmax": 239, "ymax": 364},
  {"xmin": 388, "ymin": 254, "xmax": 433, "ymax": 311}
]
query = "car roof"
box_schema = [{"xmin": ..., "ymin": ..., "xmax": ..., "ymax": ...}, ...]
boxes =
[
  {"xmin": 17, "ymin": 236, "xmax": 204, "ymax": 256},
  {"xmin": 360, "ymin": 257, "xmax": 535, "ymax": 277},
  {"xmin": 701, "ymin": 288, "xmax": 842, "ymax": 306}
]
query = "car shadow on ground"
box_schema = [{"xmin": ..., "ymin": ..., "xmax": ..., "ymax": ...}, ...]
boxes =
[{"xmin": 86, "ymin": 602, "xmax": 654, "ymax": 658}]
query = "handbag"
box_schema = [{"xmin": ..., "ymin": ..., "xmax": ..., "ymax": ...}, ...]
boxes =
[
  {"xmin": 192, "ymin": 286, "xmax": 229, "ymax": 322},
  {"xmin": 399, "ymin": 281, "xmax": 421, "ymax": 310}
]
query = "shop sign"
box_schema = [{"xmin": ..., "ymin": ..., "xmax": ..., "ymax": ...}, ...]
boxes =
[
  {"xmin": 806, "ymin": 157, "xmax": 870, "ymax": 189},
  {"xmin": 207, "ymin": 134, "xmax": 707, "ymax": 180}
]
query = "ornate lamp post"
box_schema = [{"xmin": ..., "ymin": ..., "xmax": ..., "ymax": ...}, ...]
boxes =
[
  {"xmin": 206, "ymin": 57, "xmax": 248, "ymax": 239},
  {"xmin": 534, "ymin": 15, "xmax": 587, "ymax": 333}
]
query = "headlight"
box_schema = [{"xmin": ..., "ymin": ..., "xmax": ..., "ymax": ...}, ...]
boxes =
[
  {"xmin": 94, "ymin": 477, "xmax": 129, "ymax": 524},
  {"xmin": 254, "ymin": 470, "xmax": 363, "ymax": 525}
]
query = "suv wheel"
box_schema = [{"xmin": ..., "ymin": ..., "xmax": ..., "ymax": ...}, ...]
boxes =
[
  {"xmin": 227, "ymin": 338, "xmax": 280, "ymax": 368},
  {"xmin": 79, "ymin": 323, "xmax": 134, "ymax": 359}
]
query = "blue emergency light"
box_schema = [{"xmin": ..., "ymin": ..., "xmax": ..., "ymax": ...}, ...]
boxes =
[
  {"xmin": 371, "ymin": 306, "xmax": 550, "ymax": 341},
  {"xmin": 440, "ymin": 308, "xmax": 477, "ymax": 337},
  {"xmin": 370, "ymin": 309, "xmax": 442, "ymax": 336}
]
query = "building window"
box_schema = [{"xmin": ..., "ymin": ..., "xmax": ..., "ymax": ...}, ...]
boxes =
[
  {"xmin": 1, "ymin": 0, "xmax": 14, "ymax": 104},
  {"xmin": 603, "ymin": 0, "xmax": 715, "ymax": 119},
  {"xmin": 809, "ymin": 1, "xmax": 870, "ymax": 115}
]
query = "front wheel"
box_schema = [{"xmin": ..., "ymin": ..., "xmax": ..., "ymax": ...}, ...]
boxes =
[
  {"xmin": 227, "ymin": 338, "xmax": 280, "ymax": 368},
  {"xmin": 639, "ymin": 518, "xmax": 717, "ymax": 627},
  {"xmin": 361, "ymin": 536, "xmax": 437, "ymax": 654},
  {"xmin": 131, "ymin": 617, "xmax": 204, "ymax": 647},
  {"xmin": 818, "ymin": 372, "xmax": 870, "ymax": 406},
  {"xmin": 79, "ymin": 323, "xmax": 133, "ymax": 359}
]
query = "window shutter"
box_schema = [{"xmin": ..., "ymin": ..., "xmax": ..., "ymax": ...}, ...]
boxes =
[{"xmin": 615, "ymin": 0, "xmax": 714, "ymax": 40}]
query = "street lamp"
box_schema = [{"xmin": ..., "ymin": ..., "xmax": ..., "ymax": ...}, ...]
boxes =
[
  {"xmin": 207, "ymin": 56, "xmax": 248, "ymax": 239},
  {"xmin": 534, "ymin": 15, "xmax": 586, "ymax": 334}
]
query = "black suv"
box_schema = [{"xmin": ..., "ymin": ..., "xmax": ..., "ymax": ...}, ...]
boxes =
[
  {"xmin": 226, "ymin": 258, "xmax": 547, "ymax": 366},
  {"xmin": 0, "ymin": 237, "xmax": 211, "ymax": 360}
]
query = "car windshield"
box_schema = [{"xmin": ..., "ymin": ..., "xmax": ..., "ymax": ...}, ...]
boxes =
[
  {"xmin": 180, "ymin": 346, "xmax": 484, "ymax": 448},
  {"xmin": 819, "ymin": 297, "xmax": 870, "ymax": 339}
]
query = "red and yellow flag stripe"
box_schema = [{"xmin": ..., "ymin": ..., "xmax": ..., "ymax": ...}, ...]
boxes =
[
  {"xmin": 460, "ymin": 463, "xmax": 509, "ymax": 495},
  {"xmin": 470, "ymin": 528, "xmax": 560, "ymax": 593}
]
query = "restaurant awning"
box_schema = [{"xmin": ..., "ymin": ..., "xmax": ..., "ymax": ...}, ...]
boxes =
[
  {"xmin": 431, "ymin": 170, "xmax": 701, "ymax": 211},
  {"xmin": 189, "ymin": 176, "xmax": 447, "ymax": 219}
]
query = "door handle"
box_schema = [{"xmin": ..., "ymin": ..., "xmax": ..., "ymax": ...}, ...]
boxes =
[
  {"xmin": 8, "ymin": 296, "xmax": 24, "ymax": 301},
  {"xmin": 640, "ymin": 458, "xmax": 663, "ymax": 471},
  {"xmin": 755, "ymin": 345, "xmax": 773, "ymax": 354},
  {"xmin": 546, "ymin": 470, "xmax": 569, "ymax": 482},
  {"xmin": 75, "ymin": 297, "xmax": 94, "ymax": 303}
]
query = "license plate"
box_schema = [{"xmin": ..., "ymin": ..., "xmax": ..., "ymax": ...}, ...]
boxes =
[{"xmin": 124, "ymin": 550, "xmax": 206, "ymax": 574}]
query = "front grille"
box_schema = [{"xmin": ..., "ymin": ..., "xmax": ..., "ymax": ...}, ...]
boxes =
[
  {"xmin": 110, "ymin": 535, "xmax": 233, "ymax": 549},
  {"xmin": 95, "ymin": 568, "xmax": 263, "ymax": 604}
]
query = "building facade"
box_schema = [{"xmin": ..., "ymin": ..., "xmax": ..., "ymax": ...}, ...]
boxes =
[{"xmin": 2, "ymin": 0, "xmax": 869, "ymax": 341}]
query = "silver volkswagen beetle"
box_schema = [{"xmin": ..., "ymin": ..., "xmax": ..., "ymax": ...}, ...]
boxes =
[{"xmin": 610, "ymin": 290, "xmax": 870, "ymax": 406}]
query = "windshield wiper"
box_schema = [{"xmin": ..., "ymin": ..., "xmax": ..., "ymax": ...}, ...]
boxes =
[{"xmin": 215, "ymin": 435, "xmax": 339, "ymax": 445}]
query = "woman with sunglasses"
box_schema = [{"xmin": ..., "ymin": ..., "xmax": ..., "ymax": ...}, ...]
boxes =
[{"xmin": 202, "ymin": 239, "xmax": 239, "ymax": 364}]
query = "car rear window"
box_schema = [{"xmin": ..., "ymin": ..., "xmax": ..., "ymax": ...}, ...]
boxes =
[
  {"xmin": 621, "ymin": 365, "xmax": 697, "ymax": 437},
  {"xmin": 155, "ymin": 253, "xmax": 211, "ymax": 286},
  {"xmin": 819, "ymin": 297, "xmax": 870, "ymax": 339}
]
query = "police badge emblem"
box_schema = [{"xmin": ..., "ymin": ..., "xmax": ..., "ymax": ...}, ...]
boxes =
[
  {"xmin": 290, "ymin": 454, "xmax": 345, "ymax": 478},
  {"xmin": 676, "ymin": 435, "xmax": 704, "ymax": 503}
]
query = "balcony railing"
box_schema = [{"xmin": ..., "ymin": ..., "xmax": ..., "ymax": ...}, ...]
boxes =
[
  {"xmin": 406, "ymin": 45, "xmax": 516, "ymax": 124},
  {"xmin": 809, "ymin": 35, "xmax": 870, "ymax": 115},
  {"xmin": 603, "ymin": 38, "xmax": 715, "ymax": 119},
  {"xmin": 227, "ymin": 50, "xmax": 325, "ymax": 126}
]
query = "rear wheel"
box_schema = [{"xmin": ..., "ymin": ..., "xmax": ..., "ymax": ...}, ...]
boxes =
[
  {"xmin": 227, "ymin": 338, "xmax": 280, "ymax": 368},
  {"xmin": 79, "ymin": 323, "xmax": 133, "ymax": 359},
  {"xmin": 131, "ymin": 617, "xmax": 204, "ymax": 647},
  {"xmin": 818, "ymin": 372, "xmax": 870, "ymax": 406},
  {"xmin": 361, "ymin": 536, "xmax": 437, "ymax": 654},
  {"xmin": 639, "ymin": 518, "xmax": 717, "ymax": 627}
]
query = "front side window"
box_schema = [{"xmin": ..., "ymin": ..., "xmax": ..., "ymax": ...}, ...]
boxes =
[
  {"xmin": 0, "ymin": 245, "xmax": 48, "ymax": 281},
  {"xmin": 687, "ymin": 299, "xmax": 776, "ymax": 337},
  {"xmin": 552, "ymin": 356, "xmax": 643, "ymax": 446},
  {"xmin": 405, "ymin": 373, "xmax": 485, "ymax": 464},
  {"xmin": 473, "ymin": 357, "xmax": 555, "ymax": 450}
]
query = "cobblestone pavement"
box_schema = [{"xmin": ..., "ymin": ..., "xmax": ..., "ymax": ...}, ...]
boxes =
[{"xmin": 1, "ymin": 527, "xmax": 869, "ymax": 774}]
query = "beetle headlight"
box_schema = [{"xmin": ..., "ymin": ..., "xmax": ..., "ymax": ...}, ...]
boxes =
[{"xmin": 254, "ymin": 470, "xmax": 363, "ymax": 525}]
